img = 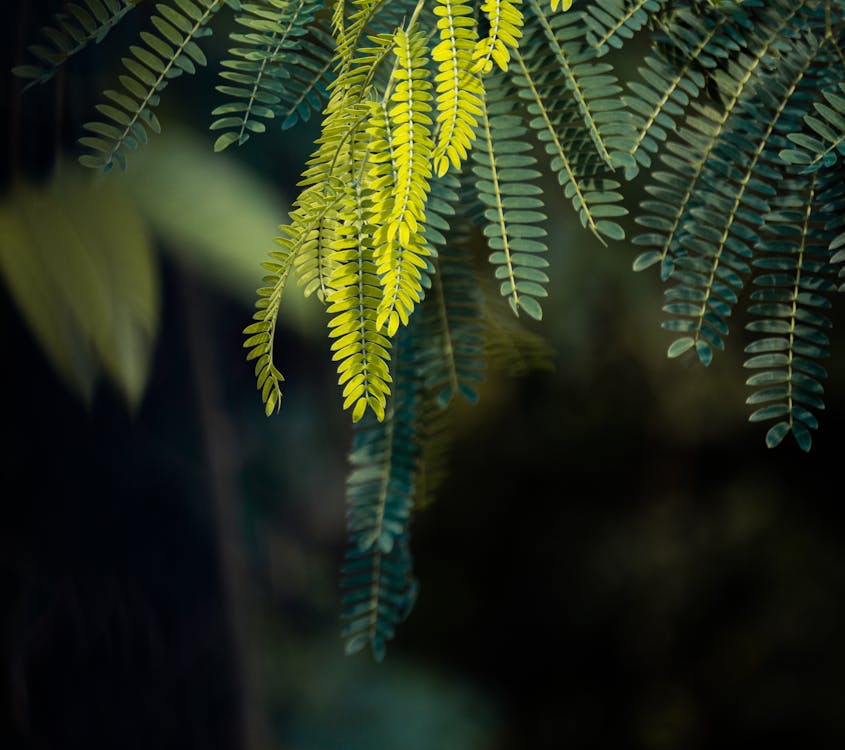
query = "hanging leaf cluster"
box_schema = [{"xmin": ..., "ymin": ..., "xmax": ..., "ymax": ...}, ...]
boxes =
[{"xmin": 13, "ymin": 0, "xmax": 845, "ymax": 658}]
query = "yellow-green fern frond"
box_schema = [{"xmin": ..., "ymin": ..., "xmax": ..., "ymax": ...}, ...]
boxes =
[
  {"xmin": 327, "ymin": 184, "xmax": 393, "ymax": 423},
  {"xmin": 472, "ymin": 0, "xmax": 524, "ymax": 75},
  {"xmin": 244, "ymin": 235, "xmax": 295, "ymax": 418},
  {"xmin": 362, "ymin": 27, "xmax": 434, "ymax": 335},
  {"xmin": 431, "ymin": 0, "xmax": 483, "ymax": 176}
]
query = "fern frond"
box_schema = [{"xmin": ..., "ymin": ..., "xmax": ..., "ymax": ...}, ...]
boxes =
[
  {"xmin": 623, "ymin": 5, "xmax": 752, "ymax": 182},
  {"xmin": 418, "ymin": 174, "xmax": 486, "ymax": 407},
  {"xmin": 524, "ymin": 0, "xmax": 638, "ymax": 172},
  {"xmin": 430, "ymin": 0, "xmax": 483, "ymax": 176},
  {"xmin": 472, "ymin": 0, "xmax": 524, "ymax": 75},
  {"xmin": 511, "ymin": 46, "xmax": 626, "ymax": 244},
  {"xmin": 371, "ymin": 26, "xmax": 435, "ymax": 336},
  {"xmin": 474, "ymin": 76, "xmax": 549, "ymax": 320},
  {"xmin": 744, "ymin": 173, "xmax": 839, "ymax": 452},
  {"xmin": 79, "ymin": 0, "xmax": 225, "ymax": 171},
  {"xmin": 781, "ymin": 82, "xmax": 845, "ymax": 174},
  {"xmin": 341, "ymin": 322, "xmax": 421, "ymax": 661},
  {"xmin": 210, "ymin": 0, "xmax": 331, "ymax": 151},
  {"xmin": 660, "ymin": 33, "xmax": 820, "ymax": 366},
  {"xmin": 13, "ymin": 0, "xmax": 139, "ymax": 91},
  {"xmin": 632, "ymin": 2, "xmax": 811, "ymax": 297},
  {"xmin": 583, "ymin": 0, "xmax": 669, "ymax": 55},
  {"xmin": 327, "ymin": 179, "xmax": 393, "ymax": 423}
]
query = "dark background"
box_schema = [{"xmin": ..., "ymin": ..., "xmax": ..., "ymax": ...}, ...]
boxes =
[{"xmin": 3, "ymin": 2, "xmax": 845, "ymax": 749}]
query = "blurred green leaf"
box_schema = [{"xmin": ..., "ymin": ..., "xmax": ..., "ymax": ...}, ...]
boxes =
[
  {"xmin": 113, "ymin": 127, "xmax": 313, "ymax": 331},
  {"xmin": 0, "ymin": 165, "xmax": 158, "ymax": 408}
]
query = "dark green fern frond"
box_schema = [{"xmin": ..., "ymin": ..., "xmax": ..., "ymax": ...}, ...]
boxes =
[
  {"xmin": 474, "ymin": 76, "xmax": 549, "ymax": 320},
  {"xmin": 341, "ymin": 322, "xmax": 421, "ymax": 661},
  {"xmin": 418, "ymin": 174, "xmax": 486, "ymax": 408},
  {"xmin": 523, "ymin": 0, "xmax": 638, "ymax": 172},
  {"xmin": 13, "ymin": 0, "xmax": 140, "ymax": 91},
  {"xmin": 510, "ymin": 44, "xmax": 626, "ymax": 244},
  {"xmin": 744, "ymin": 174, "xmax": 839, "ymax": 452},
  {"xmin": 210, "ymin": 0, "xmax": 332, "ymax": 151},
  {"xmin": 659, "ymin": 33, "xmax": 821, "ymax": 367},
  {"xmin": 623, "ymin": 3, "xmax": 753, "ymax": 181},
  {"xmin": 583, "ymin": 0, "xmax": 670, "ymax": 56},
  {"xmin": 80, "ymin": 0, "xmax": 227, "ymax": 171},
  {"xmin": 632, "ymin": 2, "xmax": 813, "ymax": 303},
  {"xmin": 781, "ymin": 82, "xmax": 845, "ymax": 174}
]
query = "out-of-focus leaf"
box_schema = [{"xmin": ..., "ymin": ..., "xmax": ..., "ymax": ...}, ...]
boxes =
[
  {"xmin": 0, "ymin": 164, "xmax": 159, "ymax": 408},
  {"xmin": 113, "ymin": 127, "xmax": 312, "ymax": 330}
]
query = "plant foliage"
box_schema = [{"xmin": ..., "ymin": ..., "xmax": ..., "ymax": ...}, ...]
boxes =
[{"xmin": 13, "ymin": 0, "xmax": 845, "ymax": 657}]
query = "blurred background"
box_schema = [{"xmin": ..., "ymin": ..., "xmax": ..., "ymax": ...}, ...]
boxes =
[{"xmin": 2, "ymin": 2, "xmax": 845, "ymax": 749}]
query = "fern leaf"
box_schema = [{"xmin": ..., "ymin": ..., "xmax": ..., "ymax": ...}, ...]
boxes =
[
  {"xmin": 524, "ymin": 0, "xmax": 638, "ymax": 172},
  {"xmin": 210, "ymin": 0, "xmax": 331, "ymax": 150},
  {"xmin": 583, "ymin": 0, "xmax": 669, "ymax": 55},
  {"xmin": 660, "ymin": 33, "xmax": 820, "ymax": 367},
  {"xmin": 13, "ymin": 0, "xmax": 139, "ymax": 91},
  {"xmin": 418, "ymin": 174, "xmax": 486, "ymax": 407},
  {"xmin": 472, "ymin": 0, "xmax": 524, "ymax": 75},
  {"xmin": 243, "ymin": 239, "xmax": 295, "ymax": 418},
  {"xmin": 632, "ymin": 2, "xmax": 811, "ymax": 294},
  {"xmin": 511, "ymin": 46, "xmax": 626, "ymax": 244},
  {"xmin": 327, "ymin": 180, "xmax": 393, "ymax": 423},
  {"xmin": 744, "ymin": 173, "xmax": 839, "ymax": 452},
  {"xmin": 80, "ymin": 0, "xmax": 225, "ymax": 171},
  {"xmin": 371, "ymin": 27, "xmax": 435, "ymax": 336},
  {"xmin": 623, "ymin": 5, "xmax": 750, "ymax": 183},
  {"xmin": 549, "ymin": 0, "xmax": 572, "ymax": 11},
  {"xmin": 341, "ymin": 321, "xmax": 421, "ymax": 661},
  {"xmin": 474, "ymin": 76, "xmax": 549, "ymax": 320},
  {"xmin": 782, "ymin": 82, "xmax": 845, "ymax": 173},
  {"xmin": 430, "ymin": 0, "xmax": 483, "ymax": 176}
]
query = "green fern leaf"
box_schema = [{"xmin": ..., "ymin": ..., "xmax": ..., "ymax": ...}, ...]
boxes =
[
  {"xmin": 474, "ymin": 75, "xmax": 549, "ymax": 320},
  {"xmin": 341, "ymin": 322, "xmax": 421, "ymax": 661},
  {"xmin": 659, "ymin": 34, "xmax": 820, "ymax": 366},
  {"xmin": 511, "ymin": 45, "xmax": 626, "ymax": 244},
  {"xmin": 210, "ymin": 0, "xmax": 332, "ymax": 150},
  {"xmin": 80, "ymin": 0, "xmax": 225, "ymax": 171},
  {"xmin": 13, "ymin": 0, "xmax": 140, "ymax": 91},
  {"xmin": 744, "ymin": 173, "xmax": 839, "ymax": 452}
]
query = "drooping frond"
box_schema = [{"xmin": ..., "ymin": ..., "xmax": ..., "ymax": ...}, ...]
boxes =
[
  {"xmin": 472, "ymin": 0, "xmax": 524, "ymax": 75},
  {"xmin": 743, "ymin": 173, "xmax": 839, "ymax": 452},
  {"xmin": 79, "ymin": 0, "xmax": 226, "ymax": 171},
  {"xmin": 327, "ymin": 179, "xmax": 393, "ymax": 422},
  {"xmin": 210, "ymin": 0, "xmax": 333, "ymax": 151},
  {"xmin": 660, "ymin": 33, "xmax": 821, "ymax": 367},
  {"xmin": 341, "ymin": 322, "xmax": 421, "ymax": 661},
  {"xmin": 474, "ymin": 75, "xmax": 549, "ymax": 320},
  {"xmin": 781, "ymin": 82, "xmax": 845, "ymax": 175},
  {"xmin": 13, "ymin": 0, "xmax": 139, "ymax": 91},
  {"xmin": 511, "ymin": 43, "xmax": 626, "ymax": 244},
  {"xmin": 634, "ymin": 3, "xmax": 803, "ymax": 312},
  {"xmin": 523, "ymin": 0, "xmax": 638, "ymax": 172},
  {"xmin": 623, "ymin": 3, "xmax": 753, "ymax": 181},
  {"xmin": 373, "ymin": 27, "xmax": 436, "ymax": 336},
  {"xmin": 418, "ymin": 174, "xmax": 486, "ymax": 407},
  {"xmin": 583, "ymin": 0, "xmax": 669, "ymax": 55},
  {"xmin": 430, "ymin": 0, "xmax": 483, "ymax": 176}
]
